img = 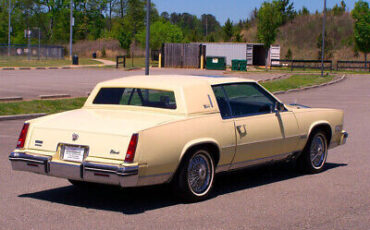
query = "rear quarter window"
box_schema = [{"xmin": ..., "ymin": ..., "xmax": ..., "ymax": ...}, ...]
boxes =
[{"xmin": 93, "ymin": 87, "xmax": 177, "ymax": 110}]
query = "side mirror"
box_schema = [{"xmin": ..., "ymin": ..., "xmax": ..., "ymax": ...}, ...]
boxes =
[{"xmin": 274, "ymin": 102, "xmax": 285, "ymax": 112}]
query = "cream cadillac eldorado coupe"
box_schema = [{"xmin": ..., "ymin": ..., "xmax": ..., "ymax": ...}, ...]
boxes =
[{"xmin": 9, "ymin": 75, "xmax": 348, "ymax": 201}]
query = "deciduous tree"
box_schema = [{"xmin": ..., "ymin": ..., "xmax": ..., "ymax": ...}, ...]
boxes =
[
  {"xmin": 352, "ymin": 0, "xmax": 370, "ymax": 69},
  {"xmin": 136, "ymin": 20, "xmax": 183, "ymax": 50},
  {"xmin": 257, "ymin": 1, "xmax": 282, "ymax": 69}
]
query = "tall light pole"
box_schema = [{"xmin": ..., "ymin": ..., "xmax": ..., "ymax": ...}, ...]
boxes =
[
  {"xmin": 145, "ymin": 0, "xmax": 151, "ymax": 75},
  {"xmin": 321, "ymin": 0, "xmax": 327, "ymax": 77},
  {"xmin": 8, "ymin": 0, "xmax": 12, "ymax": 56},
  {"xmin": 69, "ymin": 0, "xmax": 73, "ymax": 60}
]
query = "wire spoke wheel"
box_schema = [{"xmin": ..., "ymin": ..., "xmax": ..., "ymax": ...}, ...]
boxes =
[
  {"xmin": 186, "ymin": 151, "xmax": 214, "ymax": 197},
  {"xmin": 310, "ymin": 135, "xmax": 327, "ymax": 169},
  {"xmin": 298, "ymin": 131, "xmax": 328, "ymax": 174}
]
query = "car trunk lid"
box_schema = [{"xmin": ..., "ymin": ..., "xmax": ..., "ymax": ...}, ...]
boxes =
[{"xmin": 27, "ymin": 108, "xmax": 183, "ymax": 160}]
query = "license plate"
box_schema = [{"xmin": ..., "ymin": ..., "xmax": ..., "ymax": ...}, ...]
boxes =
[{"xmin": 62, "ymin": 145, "xmax": 85, "ymax": 162}]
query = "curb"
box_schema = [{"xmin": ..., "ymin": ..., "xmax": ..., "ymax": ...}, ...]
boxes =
[
  {"xmin": 0, "ymin": 113, "xmax": 47, "ymax": 121},
  {"xmin": 272, "ymin": 74, "xmax": 346, "ymax": 95},
  {"xmin": 125, "ymin": 67, "xmax": 143, "ymax": 71},
  {"xmin": 0, "ymin": 96, "xmax": 23, "ymax": 102},
  {"xmin": 39, "ymin": 94, "xmax": 71, "ymax": 99},
  {"xmin": 0, "ymin": 64, "xmax": 103, "ymax": 71},
  {"xmin": 258, "ymin": 74, "xmax": 287, "ymax": 83}
]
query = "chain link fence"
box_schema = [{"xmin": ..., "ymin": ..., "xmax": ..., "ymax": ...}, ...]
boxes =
[{"xmin": 0, "ymin": 44, "xmax": 64, "ymax": 59}]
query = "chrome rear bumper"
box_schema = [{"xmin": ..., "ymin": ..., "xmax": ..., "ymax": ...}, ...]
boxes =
[{"xmin": 9, "ymin": 152, "xmax": 138, "ymax": 187}]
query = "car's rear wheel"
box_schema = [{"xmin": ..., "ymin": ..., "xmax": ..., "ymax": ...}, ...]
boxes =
[
  {"xmin": 298, "ymin": 131, "xmax": 328, "ymax": 173},
  {"xmin": 174, "ymin": 149, "xmax": 215, "ymax": 202}
]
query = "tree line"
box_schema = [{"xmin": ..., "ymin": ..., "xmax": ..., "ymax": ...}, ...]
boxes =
[
  {"xmin": 0, "ymin": 0, "xmax": 321, "ymax": 47},
  {"xmin": 257, "ymin": 0, "xmax": 369, "ymax": 67},
  {"xmin": 0, "ymin": 0, "xmax": 368, "ymax": 63}
]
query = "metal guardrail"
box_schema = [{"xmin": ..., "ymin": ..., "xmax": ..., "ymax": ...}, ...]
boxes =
[
  {"xmin": 271, "ymin": 59, "xmax": 333, "ymax": 71},
  {"xmin": 337, "ymin": 61, "xmax": 370, "ymax": 71},
  {"xmin": 116, "ymin": 55, "xmax": 126, "ymax": 68}
]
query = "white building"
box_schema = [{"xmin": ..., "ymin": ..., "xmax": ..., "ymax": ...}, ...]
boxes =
[{"xmin": 196, "ymin": 43, "xmax": 280, "ymax": 66}]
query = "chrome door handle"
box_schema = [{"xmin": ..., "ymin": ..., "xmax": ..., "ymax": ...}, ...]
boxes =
[{"xmin": 236, "ymin": 124, "xmax": 247, "ymax": 136}]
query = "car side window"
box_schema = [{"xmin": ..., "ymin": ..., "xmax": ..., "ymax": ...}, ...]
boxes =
[
  {"xmin": 212, "ymin": 86, "xmax": 232, "ymax": 118},
  {"xmin": 222, "ymin": 83, "xmax": 276, "ymax": 117}
]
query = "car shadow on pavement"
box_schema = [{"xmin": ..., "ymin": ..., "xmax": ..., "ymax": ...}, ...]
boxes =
[{"xmin": 19, "ymin": 162, "xmax": 346, "ymax": 215}]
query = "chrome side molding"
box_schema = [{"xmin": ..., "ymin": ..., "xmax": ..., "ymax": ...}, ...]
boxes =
[{"xmin": 229, "ymin": 152, "xmax": 293, "ymax": 170}]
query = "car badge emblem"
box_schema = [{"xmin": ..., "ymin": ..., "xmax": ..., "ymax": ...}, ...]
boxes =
[
  {"xmin": 72, "ymin": 133, "xmax": 79, "ymax": 141},
  {"xmin": 110, "ymin": 149, "xmax": 120, "ymax": 154}
]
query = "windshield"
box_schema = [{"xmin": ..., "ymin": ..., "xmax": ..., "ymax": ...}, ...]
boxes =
[{"xmin": 93, "ymin": 87, "xmax": 177, "ymax": 110}]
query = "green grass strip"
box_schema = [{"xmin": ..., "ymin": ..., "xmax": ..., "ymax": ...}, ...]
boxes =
[
  {"xmin": 261, "ymin": 74, "xmax": 334, "ymax": 92},
  {"xmin": 0, "ymin": 97, "xmax": 86, "ymax": 116},
  {"xmin": 0, "ymin": 58, "xmax": 101, "ymax": 67}
]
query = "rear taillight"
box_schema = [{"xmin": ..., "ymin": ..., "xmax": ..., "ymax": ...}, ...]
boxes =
[
  {"xmin": 16, "ymin": 123, "xmax": 29, "ymax": 149},
  {"xmin": 124, "ymin": 134, "xmax": 138, "ymax": 163}
]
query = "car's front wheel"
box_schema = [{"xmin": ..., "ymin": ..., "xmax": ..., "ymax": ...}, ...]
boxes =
[
  {"xmin": 174, "ymin": 149, "xmax": 215, "ymax": 202},
  {"xmin": 298, "ymin": 131, "xmax": 328, "ymax": 173}
]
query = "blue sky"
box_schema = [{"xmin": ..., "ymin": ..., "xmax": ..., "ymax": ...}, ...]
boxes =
[{"xmin": 154, "ymin": 0, "xmax": 357, "ymax": 25}]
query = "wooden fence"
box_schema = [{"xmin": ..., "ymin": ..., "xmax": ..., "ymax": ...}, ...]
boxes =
[{"xmin": 162, "ymin": 43, "xmax": 205, "ymax": 68}]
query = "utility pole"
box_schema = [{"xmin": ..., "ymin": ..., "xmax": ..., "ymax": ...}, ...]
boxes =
[
  {"xmin": 27, "ymin": 28, "xmax": 31, "ymax": 60},
  {"xmin": 38, "ymin": 27, "xmax": 41, "ymax": 60},
  {"xmin": 321, "ymin": 0, "xmax": 326, "ymax": 77},
  {"xmin": 8, "ymin": 0, "xmax": 12, "ymax": 56},
  {"xmin": 70, "ymin": 0, "xmax": 73, "ymax": 60},
  {"xmin": 145, "ymin": 0, "xmax": 151, "ymax": 75}
]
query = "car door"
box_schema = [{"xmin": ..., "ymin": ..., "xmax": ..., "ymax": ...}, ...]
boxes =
[{"xmin": 213, "ymin": 83, "xmax": 299, "ymax": 169}]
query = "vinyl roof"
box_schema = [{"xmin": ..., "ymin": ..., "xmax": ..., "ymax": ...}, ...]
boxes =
[
  {"xmin": 99, "ymin": 75, "xmax": 255, "ymax": 88},
  {"xmin": 85, "ymin": 75, "xmax": 258, "ymax": 115}
]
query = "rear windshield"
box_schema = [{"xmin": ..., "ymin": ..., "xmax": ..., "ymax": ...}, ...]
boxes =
[{"xmin": 93, "ymin": 87, "xmax": 177, "ymax": 110}]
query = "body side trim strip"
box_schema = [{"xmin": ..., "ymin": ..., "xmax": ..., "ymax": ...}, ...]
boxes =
[{"xmin": 230, "ymin": 152, "xmax": 293, "ymax": 170}]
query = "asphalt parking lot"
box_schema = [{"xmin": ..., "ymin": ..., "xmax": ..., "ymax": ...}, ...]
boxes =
[
  {"xmin": 0, "ymin": 74, "xmax": 369, "ymax": 229},
  {"xmin": 0, "ymin": 68, "xmax": 282, "ymax": 99}
]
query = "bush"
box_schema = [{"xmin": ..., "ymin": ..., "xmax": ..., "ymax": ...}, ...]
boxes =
[
  {"xmin": 101, "ymin": 47, "xmax": 106, "ymax": 58},
  {"xmin": 285, "ymin": 48, "xmax": 293, "ymax": 59}
]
